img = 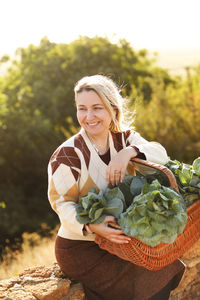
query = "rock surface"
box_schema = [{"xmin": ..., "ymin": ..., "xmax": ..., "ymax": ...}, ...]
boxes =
[
  {"xmin": 170, "ymin": 239, "xmax": 200, "ymax": 300},
  {"xmin": 0, "ymin": 263, "xmax": 84, "ymax": 300},
  {"xmin": 1, "ymin": 240, "xmax": 200, "ymax": 299}
]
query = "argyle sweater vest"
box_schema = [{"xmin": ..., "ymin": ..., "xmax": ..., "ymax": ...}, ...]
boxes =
[{"xmin": 48, "ymin": 128, "xmax": 168, "ymax": 240}]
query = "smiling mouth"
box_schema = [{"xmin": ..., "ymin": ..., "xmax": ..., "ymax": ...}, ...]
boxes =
[{"xmin": 87, "ymin": 122, "xmax": 99, "ymax": 126}]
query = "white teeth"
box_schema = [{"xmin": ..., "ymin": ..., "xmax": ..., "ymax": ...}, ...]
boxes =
[{"xmin": 87, "ymin": 122, "xmax": 99, "ymax": 126}]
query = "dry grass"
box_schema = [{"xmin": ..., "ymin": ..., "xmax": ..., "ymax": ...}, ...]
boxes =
[{"xmin": 0, "ymin": 229, "xmax": 57, "ymax": 280}]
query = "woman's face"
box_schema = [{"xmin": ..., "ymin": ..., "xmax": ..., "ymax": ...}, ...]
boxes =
[{"xmin": 76, "ymin": 90, "xmax": 112, "ymax": 139}]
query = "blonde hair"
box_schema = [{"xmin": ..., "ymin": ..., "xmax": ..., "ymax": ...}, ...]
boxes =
[{"xmin": 74, "ymin": 75, "xmax": 127, "ymax": 132}]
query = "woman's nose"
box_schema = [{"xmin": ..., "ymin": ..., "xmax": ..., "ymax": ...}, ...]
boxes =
[{"xmin": 86, "ymin": 110, "xmax": 95, "ymax": 120}]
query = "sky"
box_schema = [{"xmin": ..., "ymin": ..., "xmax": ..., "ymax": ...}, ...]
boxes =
[
  {"xmin": 0, "ymin": 0, "xmax": 200, "ymax": 74},
  {"xmin": 1, "ymin": 0, "xmax": 200, "ymax": 54}
]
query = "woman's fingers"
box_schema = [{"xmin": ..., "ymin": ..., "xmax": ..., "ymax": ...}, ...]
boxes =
[
  {"xmin": 106, "ymin": 167, "xmax": 126, "ymax": 186},
  {"xmin": 106, "ymin": 227, "xmax": 124, "ymax": 235},
  {"xmin": 115, "ymin": 168, "xmax": 125, "ymax": 185},
  {"xmin": 104, "ymin": 222, "xmax": 131, "ymax": 244},
  {"xmin": 106, "ymin": 167, "xmax": 118, "ymax": 186},
  {"xmin": 104, "ymin": 215, "xmax": 116, "ymax": 223},
  {"xmin": 110, "ymin": 238, "xmax": 130, "ymax": 244},
  {"xmin": 90, "ymin": 216, "xmax": 131, "ymax": 244},
  {"xmin": 105, "ymin": 227, "xmax": 131, "ymax": 244},
  {"xmin": 114, "ymin": 170, "xmax": 121, "ymax": 186},
  {"xmin": 109, "ymin": 234, "xmax": 131, "ymax": 244}
]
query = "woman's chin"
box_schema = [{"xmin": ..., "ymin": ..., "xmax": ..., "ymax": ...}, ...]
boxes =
[{"xmin": 85, "ymin": 126, "xmax": 102, "ymax": 135}]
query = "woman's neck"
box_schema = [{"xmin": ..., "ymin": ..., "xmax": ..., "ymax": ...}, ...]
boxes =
[{"xmin": 86, "ymin": 132, "xmax": 109, "ymax": 155}]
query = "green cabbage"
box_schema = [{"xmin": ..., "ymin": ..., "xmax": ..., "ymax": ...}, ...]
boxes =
[
  {"xmin": 76, "ymin": 187, "xmax": 125, "ymax": 224},
  {"xmin": 118, "ymin": 180, "xmax": 187, "ymax": 247}
]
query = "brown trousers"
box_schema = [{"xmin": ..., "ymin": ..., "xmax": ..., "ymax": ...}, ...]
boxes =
[{"xmin": 55, "ymin": 236, "xmax": 185, "ymax": 300}]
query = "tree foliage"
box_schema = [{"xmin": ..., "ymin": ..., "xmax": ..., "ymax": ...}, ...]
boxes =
[{"xmin": 134, "ymin": 65, "xmax": 200, "ymax": 163}]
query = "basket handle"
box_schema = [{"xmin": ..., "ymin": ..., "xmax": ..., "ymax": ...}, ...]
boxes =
[{"xmin": 131, "ymin": 157, "xmax": 179, "ymax": 192}]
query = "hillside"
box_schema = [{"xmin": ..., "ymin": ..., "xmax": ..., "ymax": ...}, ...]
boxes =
[{"xmin": 152, "ymin": 47, "xmax": 200, "ymax": 76}]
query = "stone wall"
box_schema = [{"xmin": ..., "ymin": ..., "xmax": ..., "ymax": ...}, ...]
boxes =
[{"xmin": 1, "ymin": 239, "xmax": 200, "ymax": 300}]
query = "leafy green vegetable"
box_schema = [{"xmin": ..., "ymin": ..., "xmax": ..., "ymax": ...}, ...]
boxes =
[
  {"xmin": 193, "ymin": 157, "xmax": 200, "ymax": 176},
  {"xmin": 130, "ymin": 176, "xmax": 147, "ymax": 197},
  {"xmin": 118, "ymin": 180, "xmax": 187, "ymax": 247},
  {"xmin": 76, "ymin": 187, "xmax": 125, "ymax": 224},
  {"xmin": 118, "ymin": 175, "xmax": 134, "ymax": 206},
  {"xmin": 166, "ymin": 157, "xmax": 200, "ymax": 206}
]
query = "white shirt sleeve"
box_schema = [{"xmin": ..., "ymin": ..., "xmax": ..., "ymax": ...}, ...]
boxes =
[{"xmin": 127, "ymin": 131, "xmax": 169, "ymax": 174}]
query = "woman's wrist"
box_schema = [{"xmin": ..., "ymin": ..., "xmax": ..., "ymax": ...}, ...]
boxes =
[
  {"xmin": 126, "ymin": 146, "xmax": 139, "ymax": 158},
  {"xmin": 130, "ymin": 146, "xmax": 146, "ymax": 160}
]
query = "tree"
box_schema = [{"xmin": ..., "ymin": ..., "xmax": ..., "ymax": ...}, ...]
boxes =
[{"xmin": 134, "ymin": 65, "xmax": 200, "ymax": 163}]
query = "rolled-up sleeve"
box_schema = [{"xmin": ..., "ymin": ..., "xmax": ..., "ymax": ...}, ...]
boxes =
[{"xmin": 127, "ymin": 131, "xmax": 169, "ymax": 165}]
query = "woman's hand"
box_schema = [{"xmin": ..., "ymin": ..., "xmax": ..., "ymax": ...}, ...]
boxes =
[
  {"xmin": 106, "ymin": 146, "xmax": 138, "ymax": 185},
  {"xmin": 88, "ymin": 216, "xmax": 131, "ymax": 244}
]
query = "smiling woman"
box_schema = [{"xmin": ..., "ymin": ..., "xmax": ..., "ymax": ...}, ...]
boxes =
[
  {"xmin": 47, "ymin": 74, "xmax": 185, "ymax": 300},
  {"xmin": 75, "ymin": 90, "xmax": 112, "ymax": 155}
]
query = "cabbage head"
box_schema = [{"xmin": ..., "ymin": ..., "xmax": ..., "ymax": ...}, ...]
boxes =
[{"xmin": 118, "ymin": 180, "xmax": 187, "ymax": 247}]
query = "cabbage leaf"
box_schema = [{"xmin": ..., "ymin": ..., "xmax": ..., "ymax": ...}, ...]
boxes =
[{"xmin": 76, "ymin": 187, "xmax": 125, "ymax": 224}]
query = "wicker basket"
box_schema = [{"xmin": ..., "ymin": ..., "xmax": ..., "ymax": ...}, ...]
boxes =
[{"xmin": 95, "ymin": 158, "xmax": 200, "ymax": 271}]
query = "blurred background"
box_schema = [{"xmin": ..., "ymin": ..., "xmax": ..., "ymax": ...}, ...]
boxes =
[{"xmin": 0, "ymin": 0, "xmax": 200, "ymax": 279}]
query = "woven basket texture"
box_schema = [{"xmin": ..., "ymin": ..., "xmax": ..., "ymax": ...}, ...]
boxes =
[{"xmin": 95, "ymin": 158, "xmax": 200, "ymax": 270}]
